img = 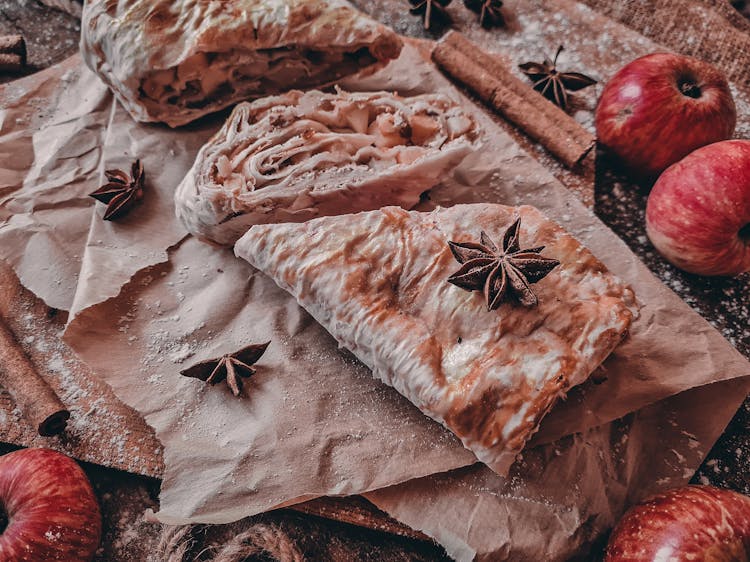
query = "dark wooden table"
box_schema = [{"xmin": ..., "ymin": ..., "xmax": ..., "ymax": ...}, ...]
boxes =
[{"xmin": 2, "ymin": 1, "xmax": 750, "ymax": 560}]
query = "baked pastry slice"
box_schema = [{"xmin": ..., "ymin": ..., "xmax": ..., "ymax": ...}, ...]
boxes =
[
  {"xmin": 235, "ymin": 204, "xmax": 637, "ymax": 474},
  {"xmin": 80, "ymin": 0, "xmax": 403, "ymax": 127},
  {"xmin": 175, "ymin": 89, "xmax": 480, "ymax": 245}
]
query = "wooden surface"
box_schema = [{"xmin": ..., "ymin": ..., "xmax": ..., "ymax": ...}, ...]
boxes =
[
  {"xmin": 0, "ymin": 0, "xmax": 79, "ymax": 84},
  {"xmin": 2, "ymin": 1, "xmax": 750, "ymax": 561},
  {"xmin": 0, "ymin": 264, "xmax": 163, "ymax": 478}
]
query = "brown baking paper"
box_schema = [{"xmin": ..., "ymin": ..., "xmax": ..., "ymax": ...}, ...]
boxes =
[
  {"xmin": 0, "ymin": 56, "xmax": 109, "ymax": 311},
  {"xmin": 67, "ymin": 102, "xmax": 218, "ymax": 321},
  {"xmin": 366, "ymin": 375, "xmax": 750, "ymax": 561},
  {"xmin": 0, "ymin": 25, "xmax": 750, "ymax": 523},
  {"xmin": 66, "ymin": 237, "xmax": 476, "ymax": 523},
  {"xmin": 0, "ymin": 54, "xmax": 215, "ymax": 321},
  {"xmin": 42, "ymin": 41, "xmax": 747, "ymax": 524}
]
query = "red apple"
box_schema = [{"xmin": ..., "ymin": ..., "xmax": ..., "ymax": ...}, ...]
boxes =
[
  {"xmin": 595, "ymin": 53, "xmax": 736, "ymax": 177},
  {"xmin": 0, "ymin": 448, "xmax": 102, "ymax": 561},
  {"xmin": 646, "ymin": 139, "xmax": 750, "ymax": 276},
  {"xmin": 605, "ymin": 486, "xmax": 750, "ymax": 561}
]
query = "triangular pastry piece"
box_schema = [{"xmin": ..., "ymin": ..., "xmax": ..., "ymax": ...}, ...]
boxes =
[
  {"xmin": 176, "ymin": 89, "xmax": 480, "ymax": 245},
  {"xmin": 235, "ymin": 204, "xmax": 637, "ymax": 474},
  {"xmin": 81, "ymin": 0, "xmax": 403, "ymax": 127}
]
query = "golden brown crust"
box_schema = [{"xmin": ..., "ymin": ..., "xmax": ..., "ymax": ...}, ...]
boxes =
[
  {"xmin": 81, "ymin": 0, "xmax": 403, "ymax": 126},
  {"xmin": 235, "ymin": 204, "xmax": 638, "ymax": 473}
]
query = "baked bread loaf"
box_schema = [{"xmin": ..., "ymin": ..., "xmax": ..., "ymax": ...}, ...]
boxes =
[
  {"xmin": 80, "ymin": 0, "xmax": 403, "ymax": 127},
  {"xmin": 235, "ymin": 204, "xmax": 637, "ymax": 474},
  {"xmin": 175, "ymin": 89, "xmax": 481, "ymax": 245}
]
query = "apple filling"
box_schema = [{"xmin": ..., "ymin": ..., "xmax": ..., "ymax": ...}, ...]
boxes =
[
  {"xmin": 206, "ymin": 92, "xmax": 476, "ymax": 196},
  {"xmin": 138, "ymin": 47, "xmax": 377, "ymax": 113}
]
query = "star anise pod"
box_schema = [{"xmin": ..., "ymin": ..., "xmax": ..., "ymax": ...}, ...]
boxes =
[
  {"xmin": 408, "ymin": 0, "xmax": 452, "ymax": 30},
  {"xmin": 463, "ymin": 0, "xmax": 504, "ymax": 29},
  {"xmin": 447, "ymin": 218, "xmax": 560, "ymax": 309},
  {"xmin": 518, "ymin": 46, "xmax": 597, "ymax": 110},
  {"xmin": 180, "ymin": 341, "xmax": 270, "ymax": 397},
  {"xmin": 89, "ymin": 159, "xmax": 145, "ymax": 221}
]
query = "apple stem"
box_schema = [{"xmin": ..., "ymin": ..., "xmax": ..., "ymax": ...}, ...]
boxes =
[{"xmin": 678, "ymin": 78, "xmax": 702, "ymax": 99}]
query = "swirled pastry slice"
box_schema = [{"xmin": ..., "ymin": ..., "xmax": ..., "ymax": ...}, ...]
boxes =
[
  {"xmin": 80, "ymin": 0, "xmax": 402, "ymax": 127},
  {"xmin": 235, "ymin": 204, "xmax": 637, "ymax": 474},
  {"xmin": 176, "ymin": 89, "xmax": 480, "ymax": 245}
]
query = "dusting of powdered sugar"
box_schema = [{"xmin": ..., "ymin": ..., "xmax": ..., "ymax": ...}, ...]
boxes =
[{"xmin": 3, "ymin": 289, "xmax": 162, "ymax": 477}]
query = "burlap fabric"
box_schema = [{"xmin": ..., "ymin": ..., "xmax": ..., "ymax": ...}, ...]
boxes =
[{"xmin": 581, "ymin": 0, "xmax": 750, "ymax": 88}]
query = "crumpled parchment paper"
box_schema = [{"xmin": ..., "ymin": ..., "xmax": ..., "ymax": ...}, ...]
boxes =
[
  {"xmin": 2, "ymin": 42, "xmax": 749, "ymax": 543},
  {"xmin": 366, "ymin": 376, "xmax": 750, "ymax": 561}
]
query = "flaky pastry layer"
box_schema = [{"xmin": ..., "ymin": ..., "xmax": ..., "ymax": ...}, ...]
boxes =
[
  {"xmin": 81, "ymin": 0, "xmax": 403, "ymax": 126},
  {"xmin": 176, "ymin": 89, "xmax": 480, "ymax": 245},
  {"xmin": 235, "ymin": 204, "xmax": 638, "ymax": 474}
]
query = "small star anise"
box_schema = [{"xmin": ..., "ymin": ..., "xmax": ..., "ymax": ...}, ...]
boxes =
[
  {"xmin": 89, "ymin": 159, "xmax": 145, "ymax": 221},
  {"xmin": 518, "ymin": 46, "xmax": 597, "ymax": 110},
  {"xmin": 447, "ymin": 218, "xmax": 560, "ymax": 309},
  {"xmin": 180, "ymin": 341, "xmax": 270, "ymax": 397},
  {"xmin": 408, "ymin": 0, "xmax": 452, "ymax": 30},
  {"xmin": 464, "ymin": 0, "xmax": 504, "ymax": 29}
]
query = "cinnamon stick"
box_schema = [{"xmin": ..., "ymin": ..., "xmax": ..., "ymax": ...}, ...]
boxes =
[
  {"xmin": 0, "ymin": 35, "xmax": 26, "ymax": 72},
  {"xmin": 433, "ymin": 31, "xmax": 595, "ymax": 169},
  {"xmin": 288, "ymin": 496, "xmax": 430, "ymax": 542},
  {"xmin": 0, "ymin": 54, "xmax": 24, "ymax": 73},
  {"xmin": 0, "ymin": 318, "xmax": 69, "ymax": 436}
]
